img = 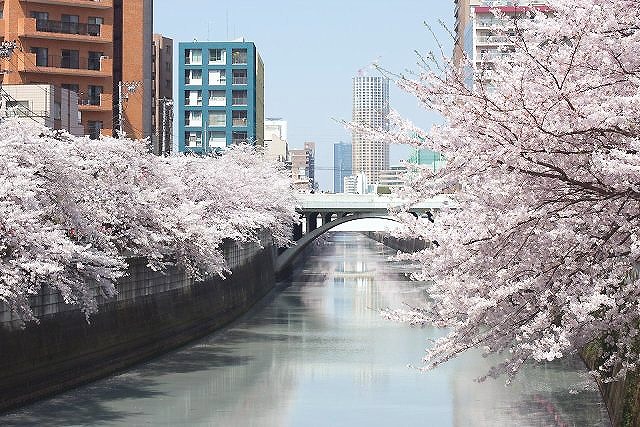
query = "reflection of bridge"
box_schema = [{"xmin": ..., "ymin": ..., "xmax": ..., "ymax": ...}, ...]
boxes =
[{"xmin": 275, "ymin": 194, "xmax": 451, "ymax": 275}]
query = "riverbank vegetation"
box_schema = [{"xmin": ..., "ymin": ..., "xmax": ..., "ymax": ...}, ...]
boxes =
[
  {"xmin": 0, "ymin": 120, "xmax": 297, "ymax": 323},
  {"xmin": 382, "ymin": 0, "xmax": 640, "ymax": 386}
]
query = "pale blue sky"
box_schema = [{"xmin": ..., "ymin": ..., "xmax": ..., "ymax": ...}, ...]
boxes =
[{"xmin": 154, "ymin": 1, "xmax": 454, "ymax": 191}]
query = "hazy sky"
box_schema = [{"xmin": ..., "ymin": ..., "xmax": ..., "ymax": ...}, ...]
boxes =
[{"xmin": 154, "ymin": 1, "xmax": 454, "ymax": 191}]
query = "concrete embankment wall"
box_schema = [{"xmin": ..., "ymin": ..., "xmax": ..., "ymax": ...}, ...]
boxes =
[
  {"xmin": 0, "ymin": 235, "xmax": 276, "ymax": 412},
  {"xmin": 362, "ymin": 231, "xmax": 429, "ymax": 253},
  {"xmin": 365, "ymin": 231, "xmax": 640, "ymax": 427},
  {"xmin": 583, "ymin": 345, "xmax": 640, "ymax": 427}
]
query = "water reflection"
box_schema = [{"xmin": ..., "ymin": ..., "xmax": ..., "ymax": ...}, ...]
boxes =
[{"xmin": 0, "ymin": 232, "xmax": 609, "ymax": 426}]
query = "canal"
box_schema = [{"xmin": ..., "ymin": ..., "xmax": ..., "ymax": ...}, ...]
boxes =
[{"xmin": 1, "ymin": 232, "xmax": 609, "ymax": 426}]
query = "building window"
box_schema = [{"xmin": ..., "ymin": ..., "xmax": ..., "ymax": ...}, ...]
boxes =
[
  {"xmin": 61, "ymin": 49, "xmax": 79, "ymax": 69},
  {"xmin": 185, "ymin": 131, "xmax": 202, "ymax": 147},
  {"xmin": 185, "ymin": 90, "xmax": 202, "ymax": 106},
  {"xmin": 184, "ymin": 110, "xmax": 202, "ymax": 126},
  {"xmin": 87, "ymin": 121, "xmax": 103, "ymax": 140},
  {"xmin": 61, "ymin": 83, "xmax": 79, "ymax": 94},
  {"xmin": 88, "ymin": 51, "xmax": 102, "ymax": 71},
  {"xmin": 209, "ymin": 48, "xmax": 226, "ymax": 64},
  {"xmin": 232, "ymin": 110, "xmax": 247, "ymax": 127},
  {"xmin": 232, "ymin": 131, "xmax": 248, "ymax": 145},
  {"xmin": 208, "ymin": 90, "xmax": 225, "ymax": 106},
  {"xmin": 208, "ymin": 110, "xmax": 226, "ymax": 127},
  {"xmin": 30, "ymin": 47, "xmax": 48, "ymax": 67},
  {"xmin": 232, "ymin": 90, "xmax": 247, "ymax": 106},
  {"xmin": 208, "ymin": 69, "xmax": 225, "ymax": 85},
  {"xmin": 232, "ymin": 69, "xmax": 247, "ymax": 85},
  {"xmin": 61, "ymin": 14, "xmax": 80, "ymax": 34},
  {"xmin": 87, "ymin": 16, "xmax": 103, "ymax": 36},
  {"xmin": 185, "ymin": 49, "xmax": 202, "ymax": 65},
  {"xmin": 87, "ymin": 85, "xmax": 102, "ymax": 105},
  {"xmin": 185, "ymin": 68, "xmax": 202, "ymax": 85},
  {"xmin": 231, "ymin": 49, "xmax": 247, "ymax": 64},
  {"xmin": 209, "ymin": 131, "xmax": 226, "ymax": 148},
  {"xmin": 30, "ymin": 11, "xmax": 49, "ymax": 20}
]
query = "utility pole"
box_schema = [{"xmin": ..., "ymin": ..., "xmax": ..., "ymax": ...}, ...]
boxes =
[
  {"xmin": 117, "ymin": 80, "xmax": 142, "ymax": 138},
  {"xmin": 159, "ymin": 97, "xmax": 173, "ymax": 155}
]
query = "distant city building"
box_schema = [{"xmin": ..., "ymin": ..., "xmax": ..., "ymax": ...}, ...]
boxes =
[
  {"xmin": 178, "ymin": 39, "xmax": 264, "ymax": 153},
  {"xmin": 351, "ymin": 76, "xmax": 389, "ymax": 184},
  {"xmin": 289, "ymin": 142, "xmax": 316, "ymax": 191},
  {"xmin": 408, "ymin": 148, "xmax": 446, "ymax": 172},
  {"xmin": 333, "ymin": 142, "xmax": 352, "ymax": 193},
  {"xmin": 377, "ymin": 165, "xmax": 408, "ymax": 193},
  {"xmin": 1, "ymin": 84, "xmax": 83, "ymax": 136},
  {"xmin": 264, "ymin": 118, "xmax": 288, "ymax": 162},
  {"xmin": 343, "ymin": 172, "xmax": 369, "ymax": 195},
  {"xmin": 0, "ymin": 0, "xmax": 153, "ymax": 139},
  {"xmin": 152, "ymin": 34, "xmax": 173, "ymax": 155}
]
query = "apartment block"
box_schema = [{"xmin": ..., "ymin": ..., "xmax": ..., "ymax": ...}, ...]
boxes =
[
  {"xmin": 152, "ymin": 33, "xmax": 173, "ymax": 155},
  {"xmin": 289, "ymin": 142, "xmax": 315, "ymax": 192},
  {"xmin": 264, "ymin": 117, "xmax": 288, "ymax": 162},
  {"xmin": 0, "ymin": 0, "xmax": 152, "ymax": 140},
  {"xmin": 352, "ymin": 75, "xmax": 389, "ymax": 184},
  {"xmin": 2, "ymin": 84, "xmax": 83, "ymax": 135},
  {"xmin": 454, "ymin": 0, "xmax": 551, "ymax": 76},
  {"xmin": 178, "ymin": 39, "xmax": 264, "ymax": 153}
]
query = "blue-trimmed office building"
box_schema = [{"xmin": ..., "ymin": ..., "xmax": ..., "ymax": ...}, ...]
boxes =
[{"xmin": 178, "ymin": 40, "xmax": 264, "ymax": 152}]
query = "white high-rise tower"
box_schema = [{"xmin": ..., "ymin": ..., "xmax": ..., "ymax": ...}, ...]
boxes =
[{"xmin": 351, "ymin": 76, "xmax": 389, "ymax": 184}]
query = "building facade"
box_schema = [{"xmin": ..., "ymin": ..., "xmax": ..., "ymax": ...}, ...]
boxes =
[
  {"xmin": 455, "ymin": 1, "xmax": 551, "ymax": 78},
  {"xmin": 0, "ymin": 0, "xmax": 152, "ymax": 140},
  {"xmin": 333, "ymin": 142, "xmax": 352, "ymax": 193},
  {"xmin": 289, "ymin": 142, "xmax": 315, "ymax": 192},
  {"xmin": 178, "ymin": 40, "xmax": 264, "ymax": 153},
  {"xmin": 1, "ymin": 84, "xmax": 83, "ymax": 135},
  {"xmin": 351, "ymin": 76, "xmax": 389, "ymax": 184},
  {"xmin": 264, "ymin": 117, "xmax": 288, "ymax": 162},
  {"xmin": 152, "ymin": 33, "xmax": 173, "ymax": 155}
]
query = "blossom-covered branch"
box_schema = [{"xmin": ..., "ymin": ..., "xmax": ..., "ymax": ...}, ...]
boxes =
[
  {"xmin": 0, "ymin": 119, "xmax": 297, "ymax": 323},
  {"xmin": 383, "ymin": 0, "xmax": 640, "ymax": 382}
]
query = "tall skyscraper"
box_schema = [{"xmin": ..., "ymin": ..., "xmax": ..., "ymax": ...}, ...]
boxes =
[
  {"xmin": 333, "ymin": 142, "xmax": 352, "ymax": 193},
  {"xmin": 178, "ymin": 39, "xmax": 265, "ymax": 153},
  {"xmin": 0, "ymin": 0, "xmax": 153, "ymax": 139},
  {"xmin": 351, "ymin": 76, "xmax": 389, "ymax": 184},
  {"xmin": 152, "ymin": 34, "xmax": 173, "ymax": 155}
]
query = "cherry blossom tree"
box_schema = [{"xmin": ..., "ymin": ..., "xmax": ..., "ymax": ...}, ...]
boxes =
[
  {"xmin": 0, "ymin": 119, "xmax": 297, "ymax": 323},
  {"xmin": 381, "ymin": 0, "xmax": 640, "ymax": 382}
]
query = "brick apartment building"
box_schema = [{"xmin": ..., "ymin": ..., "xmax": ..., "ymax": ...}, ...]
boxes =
[{"xmin": 0, "ymin": 0, "xmax": 152, "ymax": 139}]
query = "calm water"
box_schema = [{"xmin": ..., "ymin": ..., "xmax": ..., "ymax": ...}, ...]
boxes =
[{"xmin": 1, "ymin": 232, "xmax": 610, "ymax": 426}]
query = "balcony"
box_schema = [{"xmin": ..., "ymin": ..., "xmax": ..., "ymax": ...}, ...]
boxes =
[
  {"xmin": 19, "ymin": 18, "xmax": 112, "ymax": 43},
  {"xmin": 17, "ymin": 52, "xmax": 112, "ymax": 77},
  {"xmin": 19, "ymin": 0, "xmax": 113, "ymax": 9},
  {"xmin": 78, "ymin": 92, "xmax": 112, "ymax": 112},
  {"xmin": 232, "ymin": 118, "xmax": 247, "ymax": 127}
]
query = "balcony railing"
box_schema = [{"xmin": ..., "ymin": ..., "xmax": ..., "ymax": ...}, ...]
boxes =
[
  {"xmin": 232, "ymin": 118, "xmax": 247, "ymax": 127},
  {"xmin": 79, "ymin": 96, "xmax": 101, "ymax": 106},
  {"xmin": 232, "ymin": 77, "xmax": 247, "ymax": 85},
  {"xmin": 34, "ymin": 55, "xmax": 105, "ymax": 71},
  {"xmin": 35, "ymin": 19, "xmax": 101, "ymax": 37}
]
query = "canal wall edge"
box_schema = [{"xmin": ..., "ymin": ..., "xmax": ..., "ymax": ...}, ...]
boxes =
[{"xmin": 0, "ymin": 242, "xmax": 277, "ymax": 413}]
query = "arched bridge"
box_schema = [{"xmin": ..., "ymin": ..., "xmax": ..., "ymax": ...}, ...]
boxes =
[{"xmin": 276, "ymin": 194, "xmax": 451, "ymax": 275}]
